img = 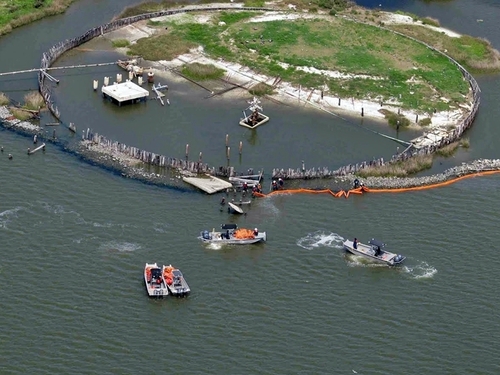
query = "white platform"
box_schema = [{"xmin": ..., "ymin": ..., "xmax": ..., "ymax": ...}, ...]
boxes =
[
  {"xmin": 183, "ymin": 175, "xmax": 233, "ymax": 194},
  {"xmin": 102, "ymin": 81, "xmax": 149, "ymax": 104}
]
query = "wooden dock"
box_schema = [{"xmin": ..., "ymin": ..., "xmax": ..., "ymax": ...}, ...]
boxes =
[{"xmin": 183, "ymin": 175, "xmax": 233, "ymax": 194}]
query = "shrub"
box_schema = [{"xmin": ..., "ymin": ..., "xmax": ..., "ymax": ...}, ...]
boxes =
[
  {"xmin": 356, "ymin": 154, "xmax": 433, "ymax": 177},
  {"xmin": 0, "ymin": 92, "xmax": 10, "ymax": 106},
  {"xmin": 249, "ymin": 82, "xmax": 274, "ymax": 96},
  {"xmin": 181, "ymin": 63, "xmax": 225, "ymax": 80},
  {"xmin": 379, "ymin": 109, "xmax": 410, "ymax": 128},
  {"xmin": 435, "ymin": 141, "xmax": 459, "ymax": 157},
  {"xmin": 24, "ymin": 91, "xmax": 45, "ymax": 110},
  {"xmin": 460, "ymin": 137, "xmax": 470, "ymax": 148},
  {"xmin": 418, "ymin": 117, "xmax": 432, "ymax": 126},
  {"xmin": 10, "ymin": 108, "xmax": 33, "ymax": 121}
]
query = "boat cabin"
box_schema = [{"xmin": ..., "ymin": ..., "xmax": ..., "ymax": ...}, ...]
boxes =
[
  {"xmin": 368, "ymin": 239, "xmax": 385, "ymax": 257},
  {"xmin": 221, "ymin": 223, "xmax": 238, "ymax": 231},
  {"xmin": 150, "ymin": 268, "xmax": 162, "ymax": 280}
]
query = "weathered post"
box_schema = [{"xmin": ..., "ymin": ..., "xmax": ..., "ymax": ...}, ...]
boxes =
[
  {"xmin": 226, "ymin": 146, "xmax": 230, "ymax": 166},
  {"xmin": 239, "ymin": 141, "xmax": 243, "ymax": 155},
  {"xmin": 185, "ymin": 144, "xmax": 189, "ymax": 161}
]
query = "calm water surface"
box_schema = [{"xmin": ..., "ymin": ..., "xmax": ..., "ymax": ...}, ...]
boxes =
[{"xmin": 1, "ymin": 1, "xmax": 500, "ymax": 374}]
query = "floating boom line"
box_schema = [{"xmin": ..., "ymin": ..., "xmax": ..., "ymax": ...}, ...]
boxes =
[{"xmin": 0, "ymin": 61, "xmax": 120, "ymax": 77}]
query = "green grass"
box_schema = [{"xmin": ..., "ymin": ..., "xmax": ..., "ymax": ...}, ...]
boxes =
[
  {"xmin": 112, "ymin": 39, "xmax": 130, "ymax": 48},
  {"xmin": 181, "ymin": 62, "xmax": 224, "ymax": 80},
  {"xmin": 112, "ymin": 8, "xmax": 483, "ymax": 112},
  {"xmin": 127, "ymin": 33, "xmax": 198, "ymax": 61},
  {"xmin": 388, "ymin": 24, "xmax": 500, "ymax": 73},
  {"xmin": 0, "ymin": 0, "xmax": 73, "ymax": 35}
]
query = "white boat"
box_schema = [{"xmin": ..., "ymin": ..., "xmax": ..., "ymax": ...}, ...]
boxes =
[
  {"xmin": 144, "ymin": 263, "xmax": 169, "ymax": 297},
  {"xmin": 162, "ymin": 265, "xmax": 190, "ymax": 297},
  {"xmin": 200, "ymin": 224, "xmax": 266, "ymax": 245},
  {"xmin": 228, "ymin": 201, "xmax": 244, "ymax": 214},
  {"xmin": 239, "ymin": 97, "xmax": 269, "ymax": 129},
  {"xmin": 343, "ymin": 238, "xmax": 406, "ymax": 266}
]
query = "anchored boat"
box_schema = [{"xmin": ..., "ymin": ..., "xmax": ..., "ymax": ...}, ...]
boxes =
[
  {"xmin": 200, "ymin": 224, "xmax": 266, "ymax": 245},
  {"xmin": 162, "ymin": 265, "xmax": 190, "ymax": 297},
  {"xmin": 144, "ymin": 263, "xmax": 169, "ymax": 297},
  {"xmin": 343, "ymin": 238, "xmax": 406, "ymax": 266},
  {"xmin": 239, "ymin": 97, "xmax": 269, "ymax": 129}
]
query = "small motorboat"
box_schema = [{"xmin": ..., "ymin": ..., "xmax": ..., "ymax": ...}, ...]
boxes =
[
  {"xmin": 343, "ymin": 238, "xmax": 406, "ymax": 266},
  {"xmin": 200, "ymin": 224, "xmax": 266, "ymax": 245},
  {"xmin": 144, "ymin": 263, "xmax": 169, "ymax": 297},
  {"xmin": 162, "ymin": 265, "xmax": 190, "ymax": 297}
]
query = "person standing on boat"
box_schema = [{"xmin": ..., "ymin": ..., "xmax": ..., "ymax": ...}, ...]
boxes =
[
  {"xmin": 353, "ymin": 238, "xmax": 358, "ymax": 249},
  {"xmin": 278, "ymin": 178, "xmax": 284, "ymax": 190}
]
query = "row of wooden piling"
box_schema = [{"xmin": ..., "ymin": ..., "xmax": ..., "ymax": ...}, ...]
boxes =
[{"xmin": 81, "ymin": 128, "xmax": 243, "ymax": 177}]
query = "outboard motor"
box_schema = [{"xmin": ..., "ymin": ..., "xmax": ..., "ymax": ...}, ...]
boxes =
[
  {"xmin": 394, "ymin": 255, "xmax": 402, "ymax": 263},
  {"xmin": 202, "ymin": 230, "xmax": 210, "ymax": 240},
  {"xmin": 353, "ymin": 178, "xmax": 360, "ymax": 189}
]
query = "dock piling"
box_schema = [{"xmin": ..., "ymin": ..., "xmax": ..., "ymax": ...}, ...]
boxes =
[
  {"xmin": 239, "ymin": 141, "xmax": 243, "ymax": 155},
  {"xmin": 185, "ymin": 144, "xmax": 189, "ymax": 161}
]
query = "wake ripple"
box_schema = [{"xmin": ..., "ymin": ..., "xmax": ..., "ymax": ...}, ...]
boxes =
[
  {"xmin": 402, "ymin": 261, "xmax": 438, "ymax": 279},
  {"xmin": 98, "ymin": 240, "xmax": 142, "ymax": 252},
  {"xmin": 296, "ymin": 230, "xmax": 345, "ymax": 250}
]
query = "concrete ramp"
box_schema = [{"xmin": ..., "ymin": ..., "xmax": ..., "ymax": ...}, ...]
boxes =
[{"xmin": 183, "ymin": 175, "xmax": 232, "ymax": 194}]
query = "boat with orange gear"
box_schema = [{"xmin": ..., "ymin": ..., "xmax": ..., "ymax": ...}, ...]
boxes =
[
  {"xmin": 200, "ymin": 223, "xmax": 266, "ymax": 245},
  {"xmin": 144, "ymin": 262, "xmax": 169, "ymax": 297},
  {"xmin": 162, "ymin": 264, "xmax": 190, "ymax": 297}
]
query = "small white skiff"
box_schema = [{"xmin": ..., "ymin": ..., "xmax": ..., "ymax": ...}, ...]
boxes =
[{"xmin": 343, "ymin": 239, "xmax": 406, "ymax": 266}]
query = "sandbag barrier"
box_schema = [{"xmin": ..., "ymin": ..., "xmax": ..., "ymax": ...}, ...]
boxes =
[{"xmin": 254, "ymin": 170, "xmax": 500, "ymax": 199}]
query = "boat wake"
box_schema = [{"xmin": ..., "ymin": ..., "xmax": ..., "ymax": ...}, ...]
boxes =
[
  {"xmin": 296, "ymin": 231, "xmax": 345, "ymax": 250},
  {"xmin": 204, "ymin": 242, "xmax": 224, "ymax": 251},
  {"xmin": 0, "ymin": 206, "xmax": 25, "ymax": 233},
  {"xmin": 402, "ymin": 261, "xmax": 437, "ymax": 279},
  {"xmin": 345, "ymin": 254, "xmax": 390, "ymax": 268},
  {"xmin": 152, "ymin": 222, "xmax": 171, "ymax": 233},
  {"xmin": 99, "ymin": 240, "xmax": 142, "ymax": 252}
]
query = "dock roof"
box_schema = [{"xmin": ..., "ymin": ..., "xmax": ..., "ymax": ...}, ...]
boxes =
[{"xmin": 101, "ymin": 81, "xmax": 149, "ymax": 102}]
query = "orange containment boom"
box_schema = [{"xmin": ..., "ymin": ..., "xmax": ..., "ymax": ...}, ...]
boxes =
[{"xmin": 253, "ymin": 171, "xmax": 500, "ymax": 199}]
